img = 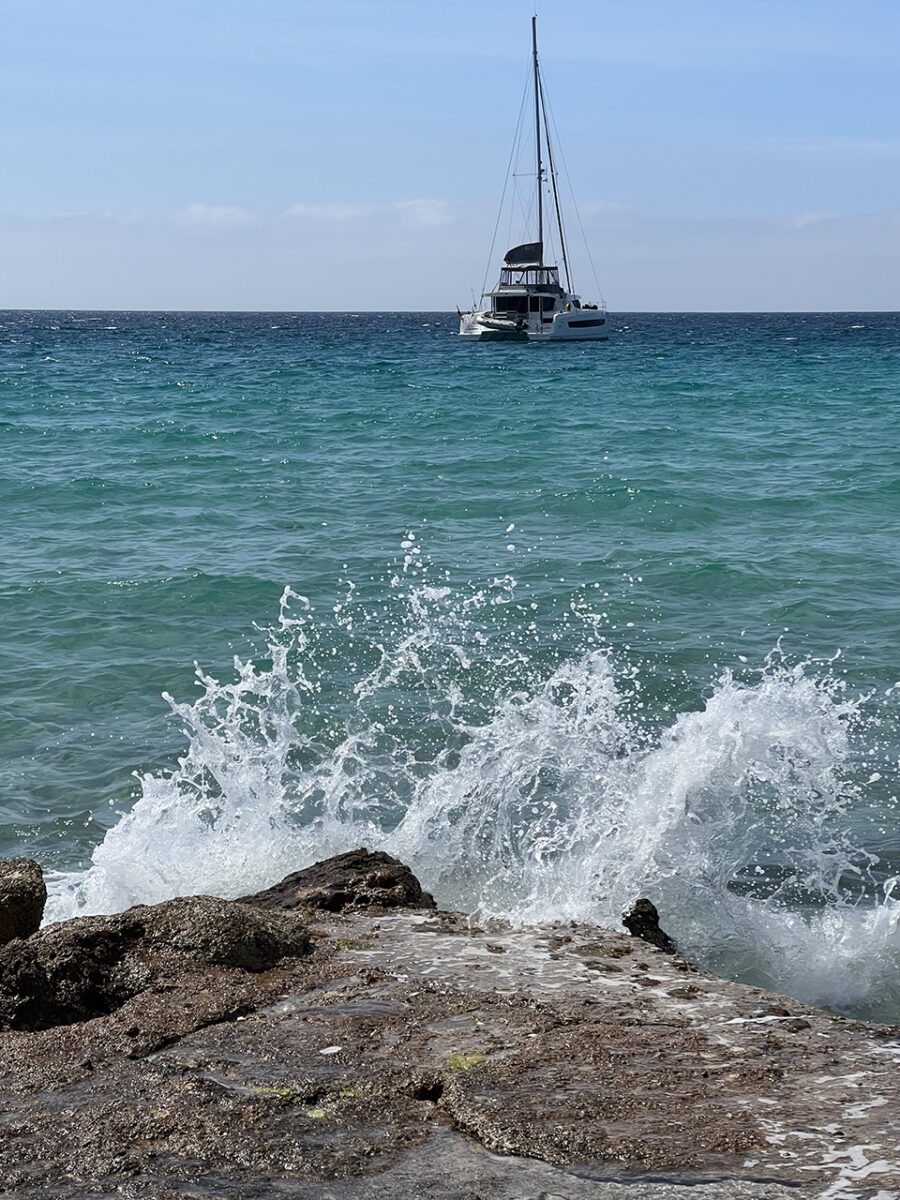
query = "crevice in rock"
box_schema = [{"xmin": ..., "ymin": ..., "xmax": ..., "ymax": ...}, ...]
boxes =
[{"xmin": 410, "ymin": 1078, "xmax": 444, "ymax": 1104}]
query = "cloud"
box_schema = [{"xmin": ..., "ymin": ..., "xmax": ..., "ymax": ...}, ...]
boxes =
[
  {"xmin": 3, "ymin": 203, "xmax": 899, "ymax": 311},
  {"xmin": 790, "ymin": 211, "xmax": 839, "ymax": 229},
  {"xmin": 176, "ymin": 197, "xmax": 457, "ymax": 234},
  {"xmin": 392, "ymin": 198, "xmax": 453, "ymax": 229},
  {"xmin": 285, "ymin": 202, "xmax": 372, "ymax": 222},
  {"xmin": 180, "ymin": 203, "xmax": 259, "ymax": 229},
  {"xmin": 284, "ymin": 199, "xmax": 453, "ymax": 229},
  {"xmin": 578, "ymin": 200, "xmax": 633, "ymax": 218}
]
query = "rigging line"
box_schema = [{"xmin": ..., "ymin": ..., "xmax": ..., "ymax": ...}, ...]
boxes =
[
  {"xmin": 538, "ymin": 63, "xmax": 572, "ymax": 294},
  {"xmin": 531, "ymin": 15, "xmax": 543, "ymax": 256},
  {"xmin": 542, "ymin": 85, "xmax": 606, "ymax": 306},
  {"xmin": 480, "ymin": 67, "xmax": 531, "ymax": 303}
]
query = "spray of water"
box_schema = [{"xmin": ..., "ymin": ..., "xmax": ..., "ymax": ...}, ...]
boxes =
[{"xmin": 45, "ymin": 555, "xmax": 900, "ymax": 1020}]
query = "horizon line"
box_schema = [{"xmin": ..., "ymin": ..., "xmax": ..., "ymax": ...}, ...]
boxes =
[{"xmin": 1, "ymin": 307, "xmax": 898, "ymax": 316}]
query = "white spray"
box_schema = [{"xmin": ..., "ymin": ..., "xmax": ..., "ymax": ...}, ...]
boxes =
[{"xmin": 45, "ymin": 568, "xmax": 900, "ymax": 1020}]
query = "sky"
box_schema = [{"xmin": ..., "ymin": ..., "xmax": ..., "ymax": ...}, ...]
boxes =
[{"xmin": 1, "ymin": 0, "xmax": 898, "ymax": 311}]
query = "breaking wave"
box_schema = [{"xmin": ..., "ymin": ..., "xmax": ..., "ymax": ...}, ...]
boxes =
[{"xmin": 45, "ymin": 552, "xmax": 900, "ymax": 1021}]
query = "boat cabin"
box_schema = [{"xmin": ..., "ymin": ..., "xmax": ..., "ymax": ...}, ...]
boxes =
[
  {"xmin": 489, "ymin": 251, "xmax": 567, "ymax": 317},
  {"xmin": 490, "ymin": 289, "xmax": 562, "ymax": 317}
]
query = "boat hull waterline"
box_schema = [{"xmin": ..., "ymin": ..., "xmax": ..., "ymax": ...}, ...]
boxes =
[{"xmin": 459, "ymin": 309, "xmax": 608, "ymax": 342}]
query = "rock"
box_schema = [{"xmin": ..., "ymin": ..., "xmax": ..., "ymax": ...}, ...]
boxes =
[
  {"xmin": 3, "ymin": 906, "xmax": 898, "ymax": 1197},
  {"xmin": 238, "ymin": 847, "xmax": 437, "ymax": 913},
  {"xmin": 622, "ymin": 897, "xmax": 677, "ymax": 953},
  {"xmin": 0, "ymin": 894, "xmax": 313, "ymax": 1032},
  {"xmin": 0, "ymin": 857, "xmax": 47, "ymax": 944},
  {"xmin": 0, "ymin": 870, "xmax": 899, "ymax": 1197}
]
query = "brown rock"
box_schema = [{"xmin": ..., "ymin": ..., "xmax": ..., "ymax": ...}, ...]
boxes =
[
  {"xmin": 0, "ymin": 879, "xmax": 898, "ymax": 1197},
  {"xmin": 0, "ymin": 894, "xmax": 313, "ymax": 1032},
  {"xmin": 0, "ymin": 857, "xmax": 47, "ymax": 944},
  {"xmin": 238, "ymin": 847, "xmax": 436, "ymax": 913}
]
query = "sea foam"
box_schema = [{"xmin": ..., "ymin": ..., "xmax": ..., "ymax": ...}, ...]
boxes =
[{"xmin": 45, "ymin": 569, "xmax": 900, "ymax": 1021}]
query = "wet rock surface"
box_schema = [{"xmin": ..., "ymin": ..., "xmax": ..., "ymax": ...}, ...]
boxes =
[
  {"xmin": 622, "ymin": 896, "xmax": 678, "ymax": 953},
  {"xmin": 0, "ymin": 892, "xmax": 313, "ymax": 1032},
  {"xmin": 0, "ymin": 853, "xmax": 898, "ymax": 1199},
  {"xmin": 238, "ymin": 846, "xmax": 436, "ymax": 913},
  {"xmin": 0, "ymin": 856, "xmax": 47, "ymax": 944}
]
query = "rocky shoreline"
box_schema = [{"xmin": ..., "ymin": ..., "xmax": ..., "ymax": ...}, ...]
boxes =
[{"xmin": 0, "ymin": 850, "xmax": 898, "ymax": 1199}]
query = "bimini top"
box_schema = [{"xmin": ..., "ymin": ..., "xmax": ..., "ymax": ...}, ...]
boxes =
[{"xmin": 504, "ymin": 241, "xmax": 543, "ymax": 266}]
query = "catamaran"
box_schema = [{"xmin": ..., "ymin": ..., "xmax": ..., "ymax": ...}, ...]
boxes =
[{"xmin": 458, "ymin": 18, "xmax": 608, "ymax": 342}]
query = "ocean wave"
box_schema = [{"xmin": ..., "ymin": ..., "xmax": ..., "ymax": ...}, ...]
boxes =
[{"xmin": 45, "ymin": 559, "xmax": 900, "ymax": 1021}]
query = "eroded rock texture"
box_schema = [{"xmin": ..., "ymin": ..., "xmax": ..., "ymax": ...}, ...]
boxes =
[
  {"xmin": 239, "ymin": 846, "xmax": 436, "ymax": 913},
  {"xmin": 0, "ymin": 851, "xmax": 897, "ymax": 1200},
  {"xmin": 0, "ymin": 892, "xmax": 313, "ymax": 1032},
  {"xmin": 0, "ymin": 857, "xmax": 47, "ymax": 944}
]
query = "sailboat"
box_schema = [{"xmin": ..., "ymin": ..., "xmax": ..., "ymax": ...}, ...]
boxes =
[{"xmin": 458, "ymin": 18, "xmax": 608, "ymax": 342}]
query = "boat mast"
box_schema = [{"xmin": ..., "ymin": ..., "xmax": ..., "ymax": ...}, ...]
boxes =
[
  {"xmin": 532, "ymin": 15, "xmax": 543, "ymax": 261},
  {"xmin": 539, "ymin": 75, "xmax": 573, "ymax": 293}
]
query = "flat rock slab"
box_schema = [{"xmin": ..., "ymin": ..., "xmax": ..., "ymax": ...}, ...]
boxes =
[{"xmin": 0, "ymin": 907, "xmax": 897, "ymax": 1199}]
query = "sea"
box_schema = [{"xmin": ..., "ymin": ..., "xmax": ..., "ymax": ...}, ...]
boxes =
[{"xmin": 1, "ymin": 309, "xmax": 898, "ymax": 1022}]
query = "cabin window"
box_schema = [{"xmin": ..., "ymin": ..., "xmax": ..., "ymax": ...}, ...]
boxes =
[
  {"xmin": 493, "ymin": 296, "xmax": 528, "ymax": 314},
  {"xmin": 499, "ymin": 267, "xmax": 561, "ymax": 288}
]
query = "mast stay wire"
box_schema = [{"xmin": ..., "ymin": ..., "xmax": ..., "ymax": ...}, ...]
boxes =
[
  {"xmin": 479, "ymin": 62, "xmax": 532, "ymax": 303},
  {"xmin": 537, "ymin": 62, "xmax": 572, "ymax": 294},
  {"xmin": 541, "ymin": 83, "xmax": 606, "ymax": 307}
]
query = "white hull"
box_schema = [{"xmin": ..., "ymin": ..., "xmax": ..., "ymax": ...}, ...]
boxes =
[{"xmin": 459, "ymin": 305, "xmax": 608, "ymax": 342}]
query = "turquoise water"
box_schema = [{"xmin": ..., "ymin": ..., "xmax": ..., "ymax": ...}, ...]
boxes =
[{"xmin": 1, "ymin": 309, "xmax": 899, "ymax": 1018}]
